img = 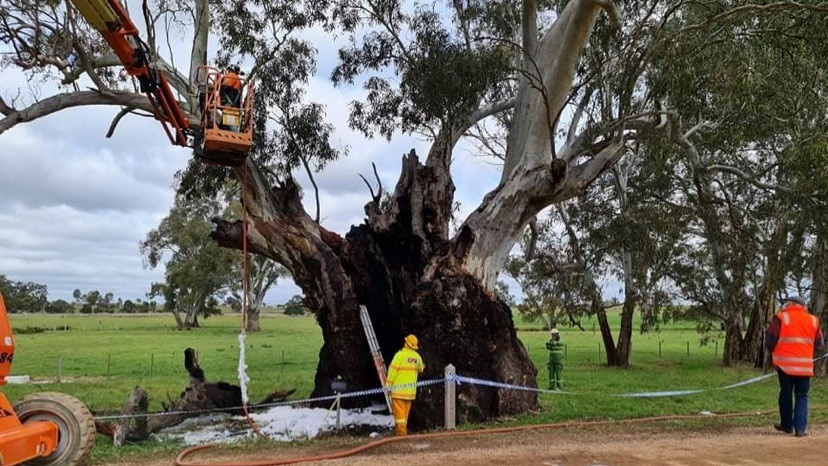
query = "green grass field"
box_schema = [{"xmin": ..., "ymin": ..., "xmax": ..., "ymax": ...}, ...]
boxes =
[{"xmin": 5, "ymin": 310, "xmax": 827, "ymax": 462}]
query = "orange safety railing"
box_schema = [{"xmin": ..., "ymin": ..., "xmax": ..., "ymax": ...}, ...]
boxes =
[{"xmin": 195, "ymin": 66, "xmax": 255, "ymax": 164}]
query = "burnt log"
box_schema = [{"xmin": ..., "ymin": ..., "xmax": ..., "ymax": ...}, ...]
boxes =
[{"xmin": 96, "ymin": 348, "xmax": 296, "ymax": 444}]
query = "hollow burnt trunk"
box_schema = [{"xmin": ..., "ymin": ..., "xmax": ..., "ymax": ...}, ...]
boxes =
[{"xmin": 212, "ymin": 153, "xmax": 540, "ymax": 429}]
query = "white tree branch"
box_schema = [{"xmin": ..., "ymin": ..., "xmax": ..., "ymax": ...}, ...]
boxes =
[
  {"xmin": 188, "ymin": 0, "xmax": 210, "ymax": 98},
  {"xmin": 561, "ymin": 141, "xmax": 626, "ymax": 197},
  {"xmin": 522, "ymin": 0, "xmax": 538, "ymax": 59},
  {"xmin": 0, "ymin": 90, "xmax": 199, "ymax": 135},
  {"xmin": 462, "ymin": 98, "xmax": 516, "ymax": 134},
  {"xmin": 503, "ymin": 0, "xmax": 619, "ymax": 179}
]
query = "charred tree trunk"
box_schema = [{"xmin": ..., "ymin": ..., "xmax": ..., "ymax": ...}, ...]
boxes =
[{"xmin": 211, "ymin": 153, "xmax": 541, "ymax": 429}]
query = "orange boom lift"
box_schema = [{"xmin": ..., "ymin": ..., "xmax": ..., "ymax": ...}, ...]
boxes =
[
  {"xmin": 0, "ymin": 293, "xmax": 96, "ymax": 466},
  {"xmin": 68, "ymin": 0, "xmax": 255, "ymax": 165}
]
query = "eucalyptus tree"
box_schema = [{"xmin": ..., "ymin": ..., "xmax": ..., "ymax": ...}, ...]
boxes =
[
  {"xmin": 224, "ymin": 255, "xmax": 288, "ymax": 332},
  {"xmin": 140, "ymin": 195, "xmax": 238, "ymax": 328},
  {"xmin": 508, "ymin": 148, "xmax": 685, "ymax": 367},
  {"xmin": 0, "ymin": 275, "xmax": 48, "ymax": 313},
  {"xmin": 506, "ymin": 0, "xmax": 686, "ymax": 367},
  {"xmin": 645, "ymin": 2, "xmax": 828, "ymax": 365},
  {"xmin": 0, "ymin": 0, "xmax": 731, "ymax": 427}
]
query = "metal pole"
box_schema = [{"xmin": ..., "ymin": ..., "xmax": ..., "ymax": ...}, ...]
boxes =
[
  {"xmin": 335, "ymin": 392, "xmax": 341, "ymax": 430},
  {"xmin": 106, "ymin": 354, "xmax": 111, "ymax": 380},
  {"xmin": 445, "ymin": 364, "xmax": 456, "ymax": 430},
  {"xmin": 686, "ymin": 341, "xmax": 690, "ymax": 357},
  {"xmin": 150, "ymin": 353, "xmax": 154, "ymax": 376}
]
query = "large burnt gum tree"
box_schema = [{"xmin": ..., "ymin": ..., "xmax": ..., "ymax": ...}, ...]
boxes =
[
  {"xmin": 208, "ymin": 0, "xmax": 657, "ymax": 428},
  {"xmin": 1, "ymin": 0, "xmax": 659, "ymax": 427}
]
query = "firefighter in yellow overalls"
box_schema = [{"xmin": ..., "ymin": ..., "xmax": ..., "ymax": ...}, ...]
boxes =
[{"xmin": 386, "ymin": 334, "xmax": 425, "ymax": 436}]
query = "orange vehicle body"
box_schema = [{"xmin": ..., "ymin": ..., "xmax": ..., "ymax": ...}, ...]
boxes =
[
  {"xmin": 0, "ymin": 293, "xmax": 61, "ymax": 466},
  {"xmin": 69, "ymin": 0, "xmax": 190, "ymax": 147}
]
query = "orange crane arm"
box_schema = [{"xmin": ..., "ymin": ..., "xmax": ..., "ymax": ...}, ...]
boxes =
[{"xmin": 69, "ymin": 0, "xmax": 190, "ymax": 147}]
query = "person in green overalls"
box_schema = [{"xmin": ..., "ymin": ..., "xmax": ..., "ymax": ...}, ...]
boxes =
[{"xmin": 546, "ymin": 327, "xmax": 565, "ymax": 390}]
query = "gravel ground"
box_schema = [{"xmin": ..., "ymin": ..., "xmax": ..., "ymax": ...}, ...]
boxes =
[{"xmin": 106, "ymin": 422, "xmax": 826, "ymax": 466}]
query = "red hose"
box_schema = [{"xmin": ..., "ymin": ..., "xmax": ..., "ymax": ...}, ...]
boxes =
[{"xmin": 175, "ymin": 406, "xmax": 810, "ymax": 466}]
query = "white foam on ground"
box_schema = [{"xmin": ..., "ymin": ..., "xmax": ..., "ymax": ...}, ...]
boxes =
[{"xmin": 164, "ymin": 406, "xmax": 393, "ymax": 445}]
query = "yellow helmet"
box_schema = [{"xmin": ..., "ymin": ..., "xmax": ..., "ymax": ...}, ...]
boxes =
[{"xmin": 404, "ymin": 334, "xmax": 419, "ymax": 350}]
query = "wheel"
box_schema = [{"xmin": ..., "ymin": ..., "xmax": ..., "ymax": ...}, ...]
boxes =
[{"xmin": 13, "ymin": 392, "xmax": 96, "ymax": 466}]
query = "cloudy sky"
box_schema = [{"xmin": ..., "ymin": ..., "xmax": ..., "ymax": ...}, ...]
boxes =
[{"xmin": 0, "ymin": 11, "xmax": 508, "ymax": 305}]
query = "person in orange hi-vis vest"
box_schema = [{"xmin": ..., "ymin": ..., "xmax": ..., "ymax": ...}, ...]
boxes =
[
  {"xmin": 385, "ymin": 334, "xmax": 424, "ymax": 436},
  {"xmin": 764, "ymin": 295, "xmax": 824, "ymax": 437},
  {"xmin": 220, "ymin": 65, "xmax": 242, "ymax": 108}
]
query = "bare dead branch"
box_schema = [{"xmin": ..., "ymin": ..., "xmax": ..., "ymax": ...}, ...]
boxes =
[
  {"xmin": 359, "ymin": 173, "xmax": 376, "ymax": 201},
  {"xmin": 566, "ymin": 88, "xmax": 593, "ymax": 144},
  {"xmin": 372, "ymin": 162, "xmax": 383, "ymax": 200},
  {"xmin": 142, "ymin": 0, "xmax": 156, "ymax": 56},
  {"xmin": 299, "ymin": 154, "xmax": 321, "ymax": 223},
  {"xmin": 189, "ymin": 0, "xmax": 210, "ymax": 86},
  {"xmin": 463, "ymin": 98, "xmax": 517, "ymax": 134},
  {"xmin": 105, "ymin": 106, "xmax": 136, "ymax": 138},
  {"xmin": 467, "ymin": 123, "xmax": 507, "ymax": 161}
]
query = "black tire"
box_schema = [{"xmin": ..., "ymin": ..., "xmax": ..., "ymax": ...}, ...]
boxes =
[{"xmin": 13, "ymin": 392, "xmax": 96, "ymax": 466}]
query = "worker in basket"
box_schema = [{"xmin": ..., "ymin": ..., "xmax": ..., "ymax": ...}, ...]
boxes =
[{"xmin": 219, "ymin": 65, "xmax": 243, "ymax": 131}]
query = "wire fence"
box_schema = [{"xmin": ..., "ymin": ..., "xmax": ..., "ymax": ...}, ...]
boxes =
[{"xmin": 28, "ymin": 340, "xmax": 740, "ymax": 383}]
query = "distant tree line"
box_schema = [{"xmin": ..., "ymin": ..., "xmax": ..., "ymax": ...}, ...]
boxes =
[{"xmin": 0, "ymin": 274, "xmax": 160, "ymax": 314}]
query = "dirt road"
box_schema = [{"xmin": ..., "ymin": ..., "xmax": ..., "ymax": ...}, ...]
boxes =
[{"xmin": 108, "ymin": 422, "xmax": 826, "ymax": 466}]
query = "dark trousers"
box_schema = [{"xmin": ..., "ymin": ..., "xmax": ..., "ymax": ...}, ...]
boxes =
[{"xmin": 777, "ymin": 368, "xmax": 811, "ymax": 433}]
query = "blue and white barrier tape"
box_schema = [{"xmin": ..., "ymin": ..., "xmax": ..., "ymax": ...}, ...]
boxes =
[
  {"xmin": 453, "ymin": 375, "xmax": 572, "ymax": 395},
  {"xmin": 454, "ymin": 369, "xmax": 777, "ymax": 399},
  {"xmin": 94, "ymin": 377, "xmax": 447, "ymax": 420}
]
